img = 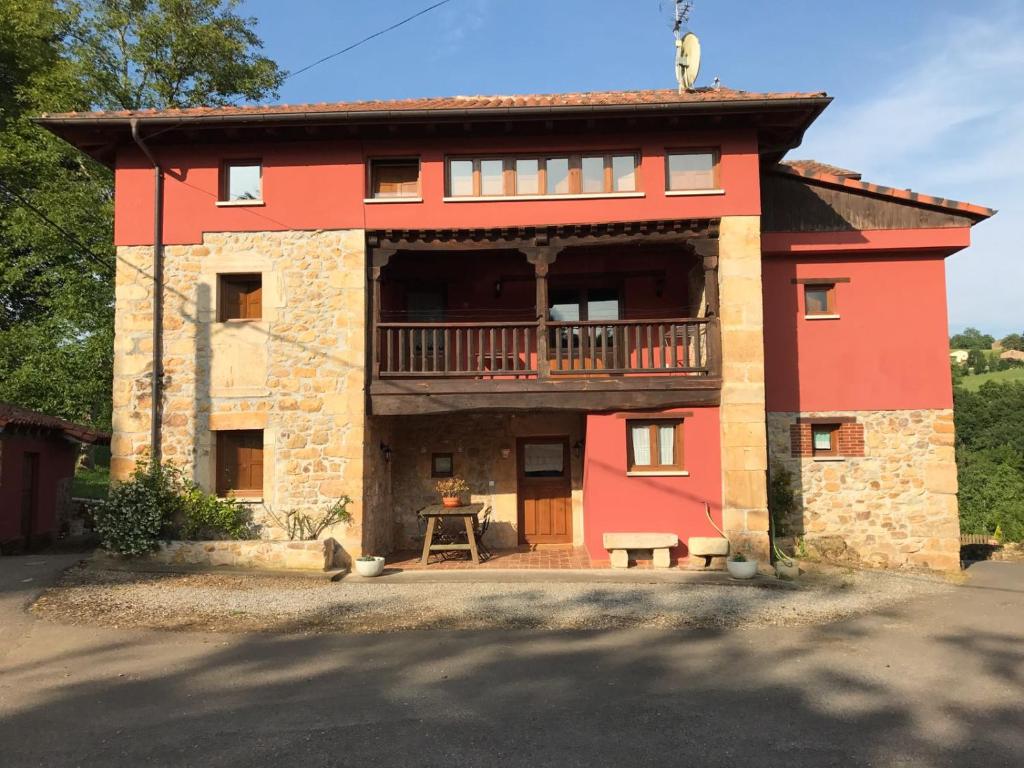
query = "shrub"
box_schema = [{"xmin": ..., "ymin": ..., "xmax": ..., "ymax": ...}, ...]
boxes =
[
  {"xmin": 265, "ymin": 497, "xmax": 353, "ymax": 540},
  {"xmin": 94, "ymin": 460, "xmax": 185, "ymax": 555},
  {"xmin": 94, "ymin": 458, "xmax": 259, "ymax": 554}
]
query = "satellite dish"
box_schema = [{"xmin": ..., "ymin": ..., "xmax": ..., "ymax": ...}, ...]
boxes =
[{"xmin": 675, "ymin": 31, "xmax": 701, "ymax": 91}]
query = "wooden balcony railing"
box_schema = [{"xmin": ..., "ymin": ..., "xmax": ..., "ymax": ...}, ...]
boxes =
[{"xmin": 376, "ymin": 317, "xmax": 717, "ymax": 379}]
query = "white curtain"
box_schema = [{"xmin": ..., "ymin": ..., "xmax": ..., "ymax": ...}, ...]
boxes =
[
  {"xmin": 631, "ymin": 425, "xmax": 651, "ymax": 465},
  {"xmin": 658, "ymin": 425, "xmax": 675, "ymax": 465}
]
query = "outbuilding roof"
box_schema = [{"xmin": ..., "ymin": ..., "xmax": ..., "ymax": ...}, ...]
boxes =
[{"xmin": 0, "ymin": 403, "xmax": 110, "ymax": 445}]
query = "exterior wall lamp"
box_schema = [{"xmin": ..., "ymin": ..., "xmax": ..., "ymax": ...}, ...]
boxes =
[
  {"xmin": 573, "ymin": 440, "xmax": 585, "ymax": 459},
  {"xmin": 379, "ymin": 442, "xmax": 392, "ymax": 463}
]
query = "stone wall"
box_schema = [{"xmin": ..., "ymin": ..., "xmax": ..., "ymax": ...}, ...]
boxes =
[
  {"xmin": 143, "ymin": 539, "xmax": 340, "ymax": 571},
  {"xmin": 389, "ymin": 412, "xmax": 586, "ymax": 549},
  {"xmin": 767, "ymin": 409, "xmax": 960, "ymax": 571},
  {"xmin": 112, "ymin": 230, "xmax": 375, "ymax": 558},
  {"xmin": 717, "ymin": 215, "xmax": 770, "ymax": 557}
]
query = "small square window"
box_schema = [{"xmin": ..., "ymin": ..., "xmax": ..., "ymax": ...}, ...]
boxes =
[
  {"xmin": 804, "ymin": 284, "xmax": 836, "ymax": 316},
  {"xmin": 216, "ymin": 429, "xmax": 264, "ymax": 497},
  {"xmin": 666, "ymin": 151, "xmax": 717, "ymax": 191},
  {"xmin": 811, "ymin": 424, "xmax": 839, "ymax": 457},
  {"xmin": 431, "ymin": 453, "xmax": 453, "ymax": 478},
  {"xmin": 221, "ymin": 160, "xmax": 262, "ymax": 201},
  {"xmin": 626, "ymin": 419, "xmax": 683, "ymax": 473},
  {"xmin": 219, "ymin": 273, "xmax": 262, "ymax": 321},
  {"xmin": 370, "ymin": 158, "xmax": 420, "ymax": 198}
]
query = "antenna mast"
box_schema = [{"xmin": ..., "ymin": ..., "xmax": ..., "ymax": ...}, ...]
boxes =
[{"xmin": 671, "ymin": 1, "xmax": 700, "ymax": 92}]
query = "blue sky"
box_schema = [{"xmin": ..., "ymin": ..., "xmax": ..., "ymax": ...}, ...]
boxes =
[{"xmin": 243, "ymin": 0, "xmax": 1023, "ymax": 337}]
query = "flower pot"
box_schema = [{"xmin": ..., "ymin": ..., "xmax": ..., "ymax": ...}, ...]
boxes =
[
  {"xmin": 726, "ymin": 558, "xmax": 758, "ymax": 579},
  {"xmin": 441, "ymin": 496, "xmax": 461, "ymax": 508},
  {"xmin": 354, "ymin": 556, "xmax": 385, "ymax": 577},
  {"xmin": 775, "ymin": 560, "xmax": 800, "ymax": 580}
]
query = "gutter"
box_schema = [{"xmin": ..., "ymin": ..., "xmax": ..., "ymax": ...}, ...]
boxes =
[{"xmin": 130, "ymin": 118, "xmax": 164, "ymax": 466}]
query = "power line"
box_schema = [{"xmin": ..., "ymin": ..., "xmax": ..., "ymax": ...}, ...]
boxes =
[
  {"xmin": 285, "ymin": 0, "xmax": 455, "ymax": 81},
  {"xmin": 0, "ymin": 179, "xmax": 115, "ymax": 274}
]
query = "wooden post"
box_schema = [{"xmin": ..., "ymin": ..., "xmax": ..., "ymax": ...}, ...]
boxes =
[
  {"xmin": 693, "ymin": 238, "xmax": 721, "ymax": 376},
  {"xmin": 522, "ymin": 245, "xmax": 560, "ymax": 379},
  {"xmin": 370, "ymin": 247, "xmax": 395, "ymax": 379}
]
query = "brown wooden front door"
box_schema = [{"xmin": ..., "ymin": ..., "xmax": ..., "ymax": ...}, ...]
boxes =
[
  {"xmin": 517, "ymin": 437, "xmax": 572, "ymax": 546},
  {"xmin": 20, "ymin": 453, "xmax": 40, "ymax": 543}
]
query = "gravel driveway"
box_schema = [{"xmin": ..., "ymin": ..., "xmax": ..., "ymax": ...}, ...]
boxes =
[{"xmin": 32, "ymin": 563, "xmax": 952, "ymax": 634}]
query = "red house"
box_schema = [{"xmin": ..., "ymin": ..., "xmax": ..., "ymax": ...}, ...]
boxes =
[
  {"xmin": 0, "ymin": 403, "xmax": 109, "ymax": 551},
  {"xmin": 39, "ymin": 86, "xmax": 992, "ymax": 570}
]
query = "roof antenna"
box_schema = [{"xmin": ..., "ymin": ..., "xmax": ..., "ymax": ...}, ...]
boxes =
[{"xmin": 669, "ymin": 1, "xmax": 701, "ymax": 92}]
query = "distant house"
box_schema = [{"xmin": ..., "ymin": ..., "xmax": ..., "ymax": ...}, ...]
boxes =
[
  {"xmin": 950, "ymin": 350, "xmax": 969, "ymax": 364},
  {"xmin": 0, "ymin": 403, "xmax": 109, "ymax": 552},
  {"xmin": 1000, "ymin": 350, "xmax": 1024, "ymax": 362}
]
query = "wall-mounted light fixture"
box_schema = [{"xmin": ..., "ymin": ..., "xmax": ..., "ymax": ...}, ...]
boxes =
[
  {"xmin": 500, "ymin": 447, "xmax": 511, "ymax": 459},
  {"xmin": 573, "ymin": 440, "xmax": 585, "ymax": 459},
  {"xmin": 494, "ymin": 279, "xmax": 502, "ymax": 297},
  {"xmin": 379, "ymin": 442, "xmax": 393, "ymax": 463}
]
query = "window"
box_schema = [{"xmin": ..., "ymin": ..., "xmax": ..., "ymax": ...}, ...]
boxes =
[
  {"xmin": 219, "ymin": 274, "xmax": 262, "ymax": 321},
  {"xmin": 666, "ymin": 150, "xmax": 717, "ymax": 192},
  {"xmin": 432, "ymin": 453, "xmax": 454, "ymax": 478},
  {"xmin": 216, "ymin": 430, "xmax": 264, "ymax": 497},
  {"xmin": 369, "ymin": 158, "xmax": 420, "ymax": 198},
  {"xmin": 811, "ymin": 424, "xmax": 839, "ymax": 457},
  {"xmin": 445, "ymin": 153, "xmax": 640, "ymax": 198},
  {"xmin": 626, "ymin": 419, "xmax": 684, "ymax": 473},
  {"xmin": 804, "ymin": 283, "xmax": 836, "ymax": 317},
  {"xmin": 221, "ymin": 160, "xmax": 262, "ymax": 202}
]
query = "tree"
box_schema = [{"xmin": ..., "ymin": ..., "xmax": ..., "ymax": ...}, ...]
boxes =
[
  {"xmin": 966, "ymin": 348, "xmax": 987, "ymax": 374},
  {"xmin": 0, "ymin": 0, "xmax": 284, "ymax": 427},
  {"xmin": 1001, "ymin": 333, "xmax": 1024, "ymax": 352},
  {"xmin": 950, "ymin": 327, "xmax": 995, "ymax": 350}
]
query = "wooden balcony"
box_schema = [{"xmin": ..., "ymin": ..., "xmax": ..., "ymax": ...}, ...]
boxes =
[
  {"xmin": 371, "ymin": 317, "xmax": 721, "ymax": 414},
  {"xmin": 367, "ymin": 219, "xmax": 723, "ymax": 415}
]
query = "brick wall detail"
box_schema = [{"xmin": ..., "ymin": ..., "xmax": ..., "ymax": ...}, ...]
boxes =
[{"xmin": 790, "ymin": 422, "xmax": 865, "ymax": 458}]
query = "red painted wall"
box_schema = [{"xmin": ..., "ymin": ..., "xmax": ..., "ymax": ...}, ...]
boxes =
[
  {"xmin": 762, "ymin": 253, "xmax": 955, "ymax": 412},
  {"xmin": 0, "ymin": 435, "xmax": 78, "ymax": 545},
  {"xmin": 115, "ymin": 129, "xmax": 762, "ymax": 246},
  {"xmin": 582, "ymin": 408, "xmax": 723, "ymax": 561}
]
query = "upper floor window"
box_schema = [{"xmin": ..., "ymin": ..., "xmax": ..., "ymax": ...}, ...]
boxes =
[
  {"xmin": 221, "ymin": 160, "xmax": 262, "ymax": 202},
  {"xmin": 219, "ymin": 273, "xmax": 262, "ymax": 321},
  {"xmin": 665, "ymin": 150, "xmax": 718, "ymax": 192},
  {"xmin": 369, "ymin": 158, "xmax": 420, "ymax": 199},
  {"xmin": 804, "ymin": 283, "xmax": 837, "ymax": 317},
  {"xmin": 626, "ymin": 419, "xmax": 684, "ymax": 474},
  {"xmin": 445, "ymin": 153, "xmax": 640, "ymax": 198}
]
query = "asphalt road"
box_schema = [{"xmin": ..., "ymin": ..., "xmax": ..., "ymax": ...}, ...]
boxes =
[{"xmin": 0, "ymin": 555, "xmax": 1021, "ymax": 767}]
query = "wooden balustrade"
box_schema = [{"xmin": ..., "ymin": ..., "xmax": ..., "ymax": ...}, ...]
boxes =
[{"xmin": 376, "ymin": 318, "xmax": 715, "ymax": 379}]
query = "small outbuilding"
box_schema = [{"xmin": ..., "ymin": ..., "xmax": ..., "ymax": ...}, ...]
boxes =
[{"xmin": 0, "ymin": 403, "xmax": 110, "ymax": 552}]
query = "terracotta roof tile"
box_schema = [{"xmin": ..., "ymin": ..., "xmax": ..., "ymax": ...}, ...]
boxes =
[
  {"xmin": 773, "ymin": 162, "xmax": 995, "ymax": 221},
  {"xmin": 39, "ymin": 87, "xmax": 828, "ymax": 121},
  {"xmin": 0, "ymin": 402, "xmax": 110, "ymax": 444}
]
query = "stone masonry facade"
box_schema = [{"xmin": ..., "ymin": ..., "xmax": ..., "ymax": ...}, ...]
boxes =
[
  {"xmin": 767, "ymin": 409, "xmax": 960, "ymax": 571},
  {"xmin": 112, "ymin": 230, "xmax": 387, "ymax": 561}
]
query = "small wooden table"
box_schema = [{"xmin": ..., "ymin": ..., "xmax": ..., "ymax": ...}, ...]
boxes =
[{"xmin": 418, "ymin": 503, "xmax": 485, "ymax": 565}]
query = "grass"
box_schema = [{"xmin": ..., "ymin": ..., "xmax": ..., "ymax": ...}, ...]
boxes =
[
  {"xmin": 957, "ymin": 366, "xmax": 1024, "ymax": 391},
  {"xmin": 71, "ymin": 465, "xmax": 110, "ymax": 500}
]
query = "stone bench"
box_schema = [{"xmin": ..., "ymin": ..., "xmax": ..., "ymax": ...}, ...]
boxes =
[
  {"xmin": 687, "ymin": 536, "xmax": 730, "ymax": 568},
  {"xmin": 603, "ymin": 532, "xmax": 679, "ymax": 569}
]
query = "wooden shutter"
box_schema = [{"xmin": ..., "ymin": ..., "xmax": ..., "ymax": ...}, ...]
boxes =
[
  {"xmin": 220, "ymin": 274, "xmax": 262, "ymax": 320},
  {"xmin": 372, "ymin": 160, "xmax": 419, "ymax": 197},
  {"xmin": 217, "ymin": 430, "xmax": 263, "ymax": 496}
]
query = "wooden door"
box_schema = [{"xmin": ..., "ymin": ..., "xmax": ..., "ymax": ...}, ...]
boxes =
[
  {"xmin": 20, "ymin": 453, "xmax": 40, "ymax": 543},
  {"xmin": 517, "ymin": 437, "xmax": 572, "ymax": 545}
]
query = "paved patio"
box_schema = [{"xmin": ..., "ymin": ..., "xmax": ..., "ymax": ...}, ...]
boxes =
[{"xmin": 387, "ymin": 546, "xmax": 657, "ymax": 570}]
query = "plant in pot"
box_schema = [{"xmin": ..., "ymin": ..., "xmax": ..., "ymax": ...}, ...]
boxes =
[
  {"xmin": 726, "ymin": 552, "xmax": 759, "ymax": 580},
  {"xmin": 435, "ymin": 476, "xmax": 469, "ymax": 508},
  {"xmin": 354, "ymin": 554, "xmax": 385, "ymax": 577}
]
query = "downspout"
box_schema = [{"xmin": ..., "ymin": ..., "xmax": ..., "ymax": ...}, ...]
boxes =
[{"xmin": 130, "ymin": 119, "xmax": 164, "ymax": 466}]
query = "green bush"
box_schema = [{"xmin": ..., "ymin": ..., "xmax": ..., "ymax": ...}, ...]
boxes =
[
  {"xmin": 94, "ymin": 460, "xmax": 185, "ymax": 555},
  {"xmin": 94, "ymin": 458, "xmax": 259, "ymax": 555}
]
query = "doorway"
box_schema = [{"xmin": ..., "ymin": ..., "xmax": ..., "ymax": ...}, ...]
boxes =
[
  {"xmin": 20, "ymin": 453, "xmax": 40, "ymax": 545},
  {"xmin": 516, "ymin": 437, "xmax": 572, "ymax": 546}
]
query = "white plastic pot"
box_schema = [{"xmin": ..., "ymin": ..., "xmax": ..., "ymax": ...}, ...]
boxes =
[
  {"xmin": 354, "ymin": 556, "xmax": 385, "ymax": 577},
  {"xmin": 726, "ymin": 558, "xmax": 758, "ymax": 579}
]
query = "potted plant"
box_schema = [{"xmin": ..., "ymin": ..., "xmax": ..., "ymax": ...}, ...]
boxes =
[
  {"xmin": 726, "ymin": 552, "xmax": 758, "ymax": 580},
  {"xmin": 354, "ymin": 555, "xmax": 385, "ymax": 577},
  {"xmin": 435, "ymin": 476, "xmax": 469, "ymax": 508}
]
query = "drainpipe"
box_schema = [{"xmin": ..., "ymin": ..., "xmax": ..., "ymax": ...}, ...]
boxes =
[{"xmin": 130, "ymin": 119, "xmax": 164, "ymax": 466}]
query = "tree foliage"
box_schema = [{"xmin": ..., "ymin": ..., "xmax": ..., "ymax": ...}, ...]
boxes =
[
  {"xmin": 0, "ymin": 0, "xmax": 283, "ymax": 428},
  {"xmin": 1000, "ymin": 332, "xmax": 1024, "ymax": 352},
  {"xmin": 949, "ymin": 327, "xmax": 995, "ymax": 351},
  {"xmin": 954, "ymin": 382, "xmax": 1024, "ymax": 541}
]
